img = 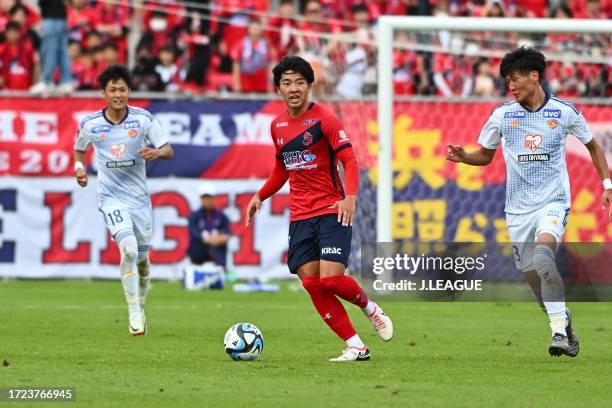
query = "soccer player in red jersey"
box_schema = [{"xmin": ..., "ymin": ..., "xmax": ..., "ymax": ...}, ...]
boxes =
[{"xmin": 245, "ymin": 56, "xmax": 393, "ymax": 361}]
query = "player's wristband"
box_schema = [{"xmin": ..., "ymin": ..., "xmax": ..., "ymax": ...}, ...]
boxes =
[
  {"xmin": 74, "ymin": 161, "xmax": 85, "ymax": 173},
  {"xmin": 604, "ymin": 178, "xmax": 612, "ymax": 190}
]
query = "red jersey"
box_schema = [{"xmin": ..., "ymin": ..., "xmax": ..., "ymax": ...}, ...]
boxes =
[{"xmin": 267, "ymin": 102, "xmax": 358, "ymax": 221}]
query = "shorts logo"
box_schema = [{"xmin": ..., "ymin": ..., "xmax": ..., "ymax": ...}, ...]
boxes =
[
  {"xmin": 92, "ymin": 125, "xmax": 111, "ymax": 133},
  {"xmin": 303, "ymin": 131, "xmax": 313, "ymax": 146},
  {"xmin": 547, "ymin": 119, "xmax": 558, "ymax": 129},
  {"xmin": 124, "ymin": 120, "xmax": 140, "ymax": 129},
  {"xmin": 504, "ymin": 111, "xmax": 525, "ymax": 118},
  {"xmin": 303, "ymin": 119, "xmax": 317, "ymax": 125},
  {"xmin": 111, "ymin": 143, "xmax": 127, "ymax": 159},
  {"xmin": 543, "ymin": 109, "xmax": 561, "ymax": 118},
  {"xmin": 276, "ymin": 122, "xmax": 288, "ymax": 128},
  {"xmin": 524, "ymin": 134, "xmax": 542, "ymax": 153},
  {"xmin": 321, "ymin": 247, "xmax": 342, "ymax": 255},
  {"xmin": 128, "ymin": 129, "xmax": 138, "ymax": 137}
]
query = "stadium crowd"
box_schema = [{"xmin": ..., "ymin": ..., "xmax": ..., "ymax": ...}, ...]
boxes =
[{"xmin": 0, "ymin": 0, "xmax": 610, "ymax": 97}]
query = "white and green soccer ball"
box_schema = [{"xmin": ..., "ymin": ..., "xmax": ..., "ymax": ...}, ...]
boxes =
[{"xmin": 224, "ymin": 323, "xmax": 264, "ymax": 361}]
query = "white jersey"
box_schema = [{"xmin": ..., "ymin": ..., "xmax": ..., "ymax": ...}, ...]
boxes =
[
  {"xmin": 478, "ymin": 94, "xmax": 592, "ymax": 214},
  {"xmin": 74, "ymin": 106, "xmax": 169, "ymax": 208}
]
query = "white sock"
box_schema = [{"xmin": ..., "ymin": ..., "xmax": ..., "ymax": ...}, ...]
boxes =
[
  {"xmin": 345, "ymin": 334, "xmax": 365, "ymax": 349},
  {"xmin": 137, "ymin": 250, "xmax": 150, "ymax": 310},
  {"xmin": 117, "ymin": 233, "xmax": 139, "ymax": 316},
  {"xmin": 362, "ymin": 300, "xmax": 378, "ymax": 317},
  {"xmin": 533, "ymin": 245, "xmax": 567, "ymax": 335}
]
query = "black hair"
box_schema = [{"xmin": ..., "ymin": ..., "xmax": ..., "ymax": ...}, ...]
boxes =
[
  {"xmin": 500, "ymin": 46, "xmax": 546, "ymax": 82},
  {"xmin": 103, "ymin": 43, "xmax": 119, "ymax": 52},
  {"xmin": 9, "ymin": 4, "xmax": 27, "ymax": 15},
  {"xmin": 272, "ymin": 56, "xmax": 315, "ymax": 87},
  {"xmin": 98, "ymin": 64, "xmax": 133, "ymax": 89},
  {"xmin": 5, "ymin": 21, "xmax": 21, "ymax": 32},
  {"xmin": 279, "ymin": 0, "xmax": 294, "ymax": 5}
]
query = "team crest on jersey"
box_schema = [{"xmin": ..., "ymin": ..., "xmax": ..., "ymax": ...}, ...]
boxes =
[
  {"xmin": 303, "ymin": 131, "xmax": 313, "ymax": 146},
  {"xmin": 124, "ymin": 120, "xmax": 140, "ymax": 129},
  {"xmin": 303, "ymin": 119, "xmax": 317, "ymax": 125},
  {"xmin": 543, "ymin": 109, "xmax": 561, "ymax": 118},
  {"xmin": 128, "ymin": 129, "xmax": 138, "ymax": 137},
  {"xmin": 547, "ymin": 119, "xmax": 558, "ymax": 129},
  {"xmin": 111, "ymin": 143, "xmax": 127, "ymax": 159},
  {"xmin": 99, "ymin": 134, "xmax": 105, "ymax": 140},
  {"xmin": 524, "ymin": 134, "xmax": 542, "ymax": 153},
  {"xmin": 91, "ymin": 125, "xmax": 111, "ymax": 133},
  {"xmin": 504, "ymin": 111, "xmax": 526, "ymax": 118},
  {"xmin": 338, "ymin": 130, "xmax": 349, "ymax": 142}
]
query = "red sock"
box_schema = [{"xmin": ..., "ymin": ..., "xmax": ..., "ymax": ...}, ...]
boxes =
[
  {"xmin": 320, "ymin": 275, "xmax": 369, "ymax": 308},
  {"xmin": 301, "ymin": 276, "xmax": 356, "ymax": 341}
]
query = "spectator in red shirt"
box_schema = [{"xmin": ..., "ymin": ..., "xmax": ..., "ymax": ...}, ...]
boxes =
[
  {"xmin": 0, "ymin": 21, "xmax": 36, "ymax": 90},
  {"xmin": 232, "ymin": 18, "xmax": 275, "ymax": 92},
  {"xmin": 8, "ymin": 4, "xmax": 41, "ymax": 50},
  {"xmin": 67, "ymin": 0, "xmax": 96, "ymax": 46},
  {"xmin": 138, "ymin": 10, "xmax": 181, "ymax": 58},
  {"xmin": 267, "ymin": 0, "xmax": 299, "ymax": 57},
  {"xmin": 91, "ymin": 0, "xmax": 129, "ymax": 63}
]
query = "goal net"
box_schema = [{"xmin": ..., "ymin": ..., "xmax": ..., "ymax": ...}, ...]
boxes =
[{"xmin": 347, "ymin": 17, "xmax": 611, "ymax": 275}]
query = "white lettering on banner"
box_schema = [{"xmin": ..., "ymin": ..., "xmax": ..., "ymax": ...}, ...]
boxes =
[
  {"xmin": 192, "ymin": 114, "xmax": 230, "ymax": 146},
  {"xmin": 0, "ymin": 151, "xmax": 9, "ymax": 172},
  {"xmin": 0, "ymin": 111, "xmax": 17, "ymax": 142},
  {"xmin": 155, "ymin": 113, "xmax": 191, "ymax": 144},
  {"xmin": 233, "ymin": 113, "xmax": 274, "ymax": 144},
  {"xmin": 21, "ymin": 112, "xmax": 58, "ymax": 144}
]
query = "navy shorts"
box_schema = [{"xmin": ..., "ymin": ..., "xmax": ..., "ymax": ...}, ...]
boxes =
[{"xmin": 287, "ymin": 214, "xmax": 352, "ymax": 274}]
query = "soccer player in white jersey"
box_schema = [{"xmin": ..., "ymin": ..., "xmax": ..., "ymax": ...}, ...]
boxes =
[
  {"xmin": 73, "ymin": 65, "xmax": 174, "ymax": 336},
  {"xmin": 447, "ymin": 47, "xmax": 612, "ymax": 357}
]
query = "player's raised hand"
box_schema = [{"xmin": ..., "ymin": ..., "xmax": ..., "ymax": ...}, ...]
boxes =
[
  {"xmin": 75, "ymin": 168, "xmax": 88, "ymax": 187},
  {"xmin": 245, "ymin": 194, "xmax": 262, "ymax": 228},
  {"xmin": 446, "ymin": 144, "xmax": 466, "ymax": 163},
  {"xmin": 139, "ymin": 147, "xmax": 160, "ymax": 161},
  {"xmin": 602, "ymin": 189, "xmax": 612, "ymax": 221},
  {"xmin": 330, "ymin": 195, "xmax": 356, "ymax": 227}
]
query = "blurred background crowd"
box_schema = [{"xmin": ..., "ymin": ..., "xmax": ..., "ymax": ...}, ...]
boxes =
[{"xmin": 0, "ymin": 0, "xmax": 610, "ymax": 98}]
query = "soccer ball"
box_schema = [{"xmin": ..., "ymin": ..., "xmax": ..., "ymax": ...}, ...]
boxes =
[{"xmin": 223, "ymin": 323, "xmax": 264, "ymax": 361}]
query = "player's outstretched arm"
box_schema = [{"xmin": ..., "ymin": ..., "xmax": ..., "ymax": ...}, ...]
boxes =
[
  {"xmin": 446, "ymin": 144, "xmax": 496, "ymax": 166},
  {"xmin": 139, "ymin": 143, "xmax": 174, "ymax": 161},
  {"xmin": 73, "ymin": 150, "xmax": 88, "ymax": 187},
  {"xmin": 245, "ymin": 160, "xmax": 288, "ymax": 227},
  {"xmin": 585, "ymin": 139, "xmax": 612, "ymax": 221}
]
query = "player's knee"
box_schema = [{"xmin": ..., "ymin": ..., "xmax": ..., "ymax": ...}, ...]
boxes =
[
  {"xmin": 533, "ymin": 244, "xmax": 556, "ymax": 279},
  {"xmin": 301, "ymin": 275, "xmax": 322, "ymax": 293},
  {"xmin": 137, "ymin": 251, "xmax": 150, "ymax": 276},
  {"xmin": 118, "ymin": 235, "xmax": 138, "ymax": 261}
]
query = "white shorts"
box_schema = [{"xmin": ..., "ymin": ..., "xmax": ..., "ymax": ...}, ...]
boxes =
[
  {"xmin": 506, "ymin": 203, "xmax": 569, "ymax": 272},
  {"xmin": 98, "ymin": 200, "xmax": 153, "ymax": 250}
]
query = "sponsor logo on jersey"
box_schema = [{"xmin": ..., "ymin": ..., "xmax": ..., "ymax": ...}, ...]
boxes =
[
  {"xmin": 282, "ymin": 149, "xmax": 317, "ymax": 170},
  {"xmin": 321, "ymin": 247, "xmax": 342, "ymax": 255},
  {"xmin": 128, "ymin": 129, "xmax": 138, "ymax": 137},
  {"xmin": 504, "ymin": 111, "xmax": 526, "ymax": 118},
  {"xmin": 124, "ymin": 120, "xmax": 141, "ymax": 129},
  {"xmin": 511, "ymin": 119, "xmax": 519, "ymax": 127},
  {"xmin": 543, "ymin": 109, "xmax": 561, "ymax": 118},
  {"xmin": 106, "ymin": 160, "xmax": 135, "ymax": 168},
  {"xmin": 547, "ymin": 119, "xmax": 558, "ymax": 129},
  {"xmin": 276, "ymin": 138, "xmax": 284, "ymax": 145},
  {"xmin": 338, "ymin": 129, "xmax": 349, "ymax": 142},
  {"xmin": 92, "ymin": 125, "xmax": 111, "ymax": 133},
  {"xmin": 518, "ymin": 154, "xmax": 550, "ymax": 162},
  {"xmin": 111, "ymin": 143, "xmax": 127, "ymax": 159},
  {"xmin": 276, "ymin": 122, "xmax": 288, "ymax": 128},
  {"xmin": 303, "ymin": 119, "xmax": 317, "ymax": 125},
  {"xmin": 303, "ymin": 131, "xmax": 313, "ymax": 146},
  {"xmin": 524, "ymin": 134, "xmax": 542, "ymax": 153}
]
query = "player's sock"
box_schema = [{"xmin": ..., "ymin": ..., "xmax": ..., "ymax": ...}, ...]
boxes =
[
  {"xmin": 362, "ymin": 300, "xmax": 377, "ymax": 316},
  {"xmin": 345, "ymin": 334, "xmax": 366, "ymax": 349},
  {"xmin": 117, "ymin": 232, "xmax": 140, "ymax": 316},
  {"xmin": 320, "ymin": 275, "xmax": 368, "ymax": 308},
  {"xmin": 533, "ymin": 245, "xmax": 567, "ymax": 335},
  {"xmin": 137, "ymin": 249, "xmax": 150, "ymax": 311},
  {"xmin": 302, "ymin": 276, "xmax": 356, "ymax": 341}
]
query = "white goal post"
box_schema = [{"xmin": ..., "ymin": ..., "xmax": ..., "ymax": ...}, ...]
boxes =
[{"xmin": 376, "ymin": 17, "xmax": 612, "ymax": 243}]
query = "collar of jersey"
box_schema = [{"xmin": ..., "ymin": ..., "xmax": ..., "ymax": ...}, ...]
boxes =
[
  {"xmin": 287, "ymin": 101, "xmax": 316, "ymax": 121},
  {"xmin": 102, "ymin": 106, "xmax": 130, "ymax": 126},
  {"xmin": 520, "ymin": 92, "xmax": 551, "ymax": 113}
]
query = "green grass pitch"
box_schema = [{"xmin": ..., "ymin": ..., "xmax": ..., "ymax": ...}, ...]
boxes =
[{"xmin": 1, "ymin": 280, "xmax": 611, "ymax": 407}]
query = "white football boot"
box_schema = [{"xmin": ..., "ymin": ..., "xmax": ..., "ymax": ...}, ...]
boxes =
[
  {"xmin": 129, "ymin": 312, "xmax": 146, "ymax": 336},
  {"xmin": 329, "ymin": 346, "xmax": 370, "ymax": 362},
  {"xmin": 367, "ymin": 304, "xmax": 394, "ymax": 341}
]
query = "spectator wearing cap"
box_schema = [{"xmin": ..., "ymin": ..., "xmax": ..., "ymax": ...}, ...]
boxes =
[{"xmin": 187, "ymin": 183, "xmax": 231, "ymax": 268}]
